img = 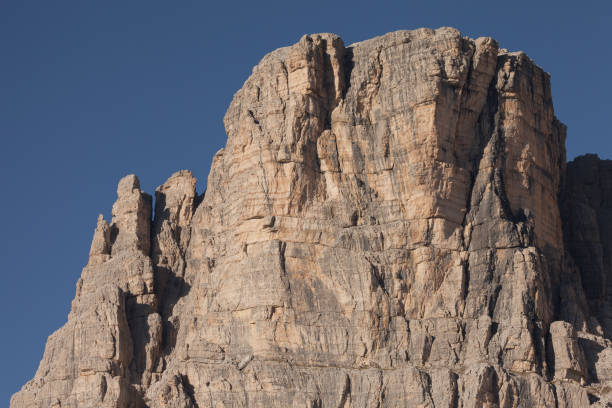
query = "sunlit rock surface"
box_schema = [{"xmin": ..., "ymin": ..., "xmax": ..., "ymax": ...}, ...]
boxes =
[{"xmin": 11, "ymin": 27, "xmax": 612, "ymax": 407}]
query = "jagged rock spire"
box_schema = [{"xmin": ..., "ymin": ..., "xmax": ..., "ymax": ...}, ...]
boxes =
[
  {"xmin": 89, "ymin": 214, "xmax": 111, "ymax": 265},
  {"xmin": 111, "ymin": 174, "xmax": 152, "ymax": 256}
]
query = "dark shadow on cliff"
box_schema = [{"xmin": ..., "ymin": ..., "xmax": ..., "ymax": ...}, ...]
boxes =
[
  {"xmin": 579, "ymin": 337, "xmax": 606, "ymax": 382},
  {"xmin": 342, "ymin": 46, "xmax": 354, "ymax": 99},
  {"xmin": 180, "ymin": 374, "xmax": 199, "ymax": 408},
  {"xmin": 126, "ymin": 299, "xmax": 157, "ymax": 380},
  {"xmin": 158, "ymin": 270, "xmax": 192, "ymax": 353}
]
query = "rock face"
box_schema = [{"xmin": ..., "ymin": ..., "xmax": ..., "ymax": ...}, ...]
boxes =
[{"xmin": 11, "ymin": 27, "xmax": 612, "ymax": 407}]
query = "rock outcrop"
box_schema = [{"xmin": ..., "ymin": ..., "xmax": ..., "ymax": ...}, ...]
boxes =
[{"xmin": 11, "ymin": 27, "xmax": 612, "ymax": 407}]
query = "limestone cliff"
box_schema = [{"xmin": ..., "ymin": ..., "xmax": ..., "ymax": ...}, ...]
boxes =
[{"xmin": 11, "ymin": 27, "xmax": 612, "ymax": 407}]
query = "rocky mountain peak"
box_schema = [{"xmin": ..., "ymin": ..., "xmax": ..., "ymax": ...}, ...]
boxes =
[{"xmin": 11, "ymin": 27, "xmax": 612, "ymax": 407}]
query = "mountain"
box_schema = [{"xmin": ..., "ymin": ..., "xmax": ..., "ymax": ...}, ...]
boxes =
[{"xmin": 11, "ymin": 27, "xmax": 612, "ymax": 407}]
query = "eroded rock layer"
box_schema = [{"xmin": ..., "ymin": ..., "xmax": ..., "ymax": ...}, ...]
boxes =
[{"xmin": 11, "ymin": 27, "xmax": 612, "ymax": 407}]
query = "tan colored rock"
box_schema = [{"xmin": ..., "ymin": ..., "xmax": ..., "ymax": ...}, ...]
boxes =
[
  {"xmin": 88, "ymin": 214, "xmax": 111, "ymax": 265},
  {"xmin": 111, "ymin": 174, "xmax": 152, "ymax": 256},
  {"xmin": 11, "ymin": 28, "xmax": 612, "ymax": 407},
  {"xmin": 550, "ymin": 321, "xmax": 587, "ymax": 382}
]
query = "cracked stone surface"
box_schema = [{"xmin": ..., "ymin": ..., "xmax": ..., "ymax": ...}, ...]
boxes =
[{"xmin": 11, "ymin": 27, "xmax": 612, "ymax": 407}]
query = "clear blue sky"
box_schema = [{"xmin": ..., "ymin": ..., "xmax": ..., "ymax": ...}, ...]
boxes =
[{"xmin": 1, "ymin": 0, "xmax": 610, "ymax": 402}]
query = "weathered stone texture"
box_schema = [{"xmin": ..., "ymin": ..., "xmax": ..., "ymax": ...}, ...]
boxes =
[{"xmin": 11, "ymin": 27, "xmax": 612, "ymax": 407}]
